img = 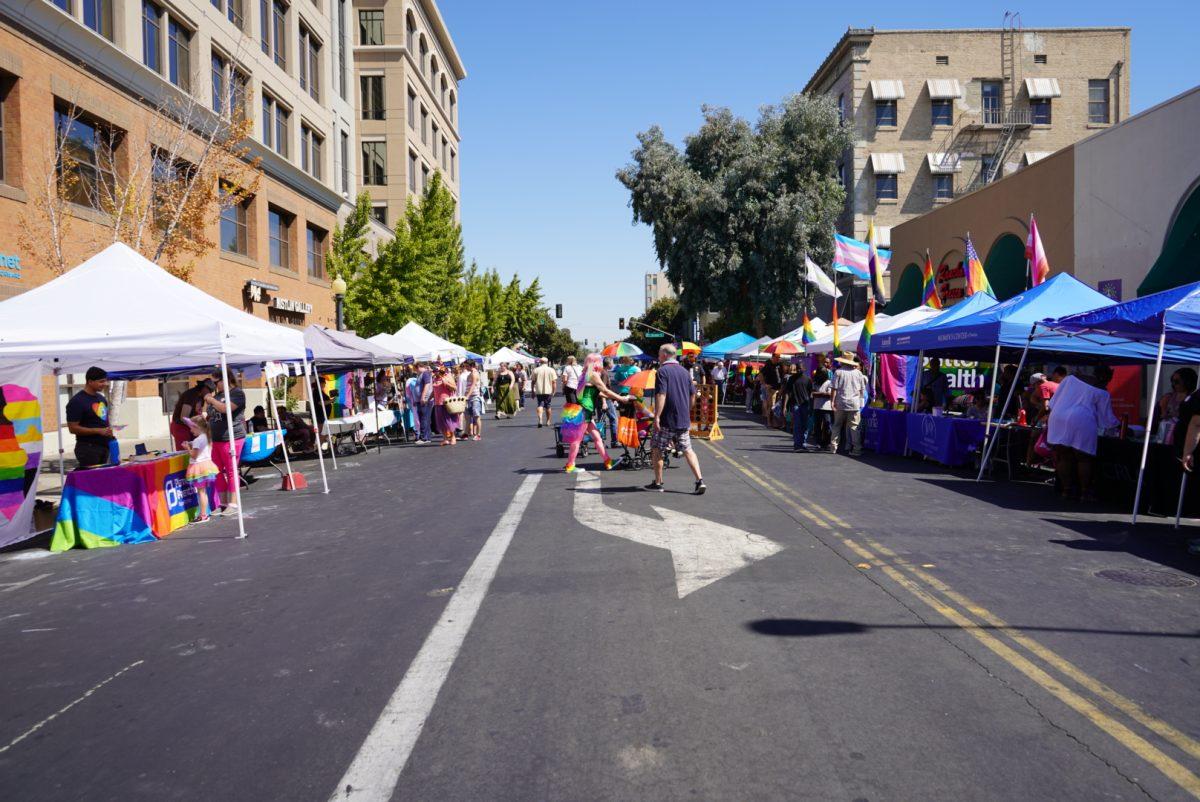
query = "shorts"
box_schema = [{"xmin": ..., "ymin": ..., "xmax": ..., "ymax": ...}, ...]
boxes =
[
  {"xmin": 536, "ymin": 394, "xmax": 552, "ymax": 410},
  {"xmin": 466, "ymin": 396, "xmax": 483, "ymax": 418},
  {"xmin": 650, "ymin": 426, "xmax": 691, "ymax": 454},
  {"xmin": 564, "ymin": 388, "xmax": 578, "ymax": 405}
]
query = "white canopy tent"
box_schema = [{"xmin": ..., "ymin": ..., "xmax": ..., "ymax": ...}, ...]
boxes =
[
  {"xmin": 485, "ymin": 347, "xmax": 537, "ymax": 370},
  {"xmin": 0, "ymin": 243, "xmax": 318, "ymax": 540},
  {"xmin": 805, "ymin": 306, "xmax": 940, "ymax": 354},
  {"xmin": 769, "ymin": 317, "xmax": 829, "ymax": 347},
  {"xmin": 366, "ymin": 332, "xmax": 425, "ymax": 360},
  {"xmin": 393, "ymin": 321, "xmax": 467, "ymax": 363},
  {"xmin": 727, "ymin": 336, "xmax": 774, "ymax": 360}
]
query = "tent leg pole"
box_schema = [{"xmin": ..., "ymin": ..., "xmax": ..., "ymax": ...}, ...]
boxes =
[
  {"xmin": 54, "ymin": 367, "xmax": 66, "ymax": 492},
  {"xmin": 1132, "ymin": 330, "xmax": 1167, "ymax": 525},
  {"xmin": 979, "ymin": 343, "xmax": 1002, "ymax": 478},
  {"xmin": 1175, "ymin": 472, "xmax": 1188, "ymax": 529},
  {"xmin": 373, "ymin": 364, "xmax": 382, "ymax": 455},
  {"xmin": 315, "ymin": 363, "xmax": 338, "ymax": 470},
  {"xmin": 905, "ymin": 350, "xmax": 923, "ymax": 457},
  {"xmin": 219, "ymin": 354, "xmax": 246, "ymax": 540},
  {"xmin": 266, "ymin": 370, "xmax": 295, "ymax": 484},
  {"xmin": 978, "ymin": 340, "xmax": 1029, "ymax": 482},
  {"xmin": 303, "ymin": 358, "xmax": 330, "ymax": 494}
]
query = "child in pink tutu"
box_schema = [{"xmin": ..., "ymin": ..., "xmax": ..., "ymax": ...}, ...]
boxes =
[{"xmin": 183, "ymin": 415, "xmax": 219, "ymax": 523}]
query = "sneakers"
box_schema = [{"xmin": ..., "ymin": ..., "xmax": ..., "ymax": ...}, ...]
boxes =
[
  {"xmin": 694, "ymin": 479, "xmax": 707, "ymax": 495},
  {"xmin": 194, "ymin": 515, "xmax": 210, "ymax": 524},
  {"xmin": 643, "ymin": 481, "xmax": 664, "ymax": 492},
  {"xmin": 564, "ymin": 464, "xmax": 578, "ymax": 474}
]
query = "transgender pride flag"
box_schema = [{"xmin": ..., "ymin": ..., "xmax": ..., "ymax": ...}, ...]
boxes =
[{"xmin": 834, "ymin": 233, "xmax": 891, "ymax": 282}]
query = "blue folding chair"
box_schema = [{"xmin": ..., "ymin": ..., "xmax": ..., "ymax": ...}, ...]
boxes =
[{"xmin": 239, "ymin": 429, "xmax": 286, "ymax": 486}]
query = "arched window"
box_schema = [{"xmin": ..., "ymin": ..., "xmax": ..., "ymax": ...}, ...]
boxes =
[
  {"xmin": 405, "ymin": 10, "xmax": 416, "ymax": 52},
  {"xmin": 440, "ymin": 76, "xmax": 448, "ymax": 106},
  {"xmin": 983, "ymin": 233, "xmax": 1027, "ymax": 301},
  {"xmin": 430, "ymin": 56, "xmax": 439, "ymax": 95},
  {"xmin": 418, "ymin": 35, "xmax": 428, "ymax": 76},
  {"xmin": 449, "ymin": 90, "xmax": 456, "ymax": 122}
]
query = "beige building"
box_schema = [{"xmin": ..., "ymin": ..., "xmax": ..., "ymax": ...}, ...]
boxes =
[
  {"xmin": 644, "ymin": 270, "xmax": 675, "ymax": 311},
  {"xmin": 804, "ymin": 25, "xmax": 1131, "ymax": 250},
  {"xmin": 886, "ymin": 85, "xmax": 1200, "ymax": 311},
  {"xmin": 353, "ymin": 0, "xmax": 464, "ymax": 228}
]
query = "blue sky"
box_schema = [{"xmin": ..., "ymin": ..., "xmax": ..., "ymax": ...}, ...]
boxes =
[{"xmin": 438, "ymin": 0, "xmax": 1198, "ymax": 347}]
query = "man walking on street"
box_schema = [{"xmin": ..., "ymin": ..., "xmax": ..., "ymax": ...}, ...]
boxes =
[
  {"xmin": 602, "ymin": 358, "xmax": 619, "ymax": 447},
  {"xmin": 646, "ymin": 344, "xmax": 706, "ymax": 494},
  {"xmin": 416, "ymin": 363, "xmax": 435, "ymax": 444},
  {"xmin": 783, "ymin": 361, "xmax": 813, "ymax": 452},
  {"xmin": 532, "ymin": 357, "xmax": 557, "ymax": 428},
  {"xmin": 829, "ymin": 354, "xmax": 868, "ymax": 456},
  {"xmin": 561, "ymin": 356, "xmax": 582, "ymax": 405},
  {"xmin": 760, "ymin": 352, "xmax": 783, "ymax": 428}
]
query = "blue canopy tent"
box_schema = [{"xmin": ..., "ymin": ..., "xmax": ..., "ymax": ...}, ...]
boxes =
[
  {"xmin": 872, "ymin": 291, "xmax": 998, "ymax": 355},
  {"xmin": 1030, "ymin": 281, "xmax": 1200, "ymax": 525},
  {"xmin": 700, "ymin": 332, "xmax": 757, "ymax": 361}
]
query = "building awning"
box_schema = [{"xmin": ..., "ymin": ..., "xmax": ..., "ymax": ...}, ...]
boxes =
[
  {"xmin": 1024, "ymin": 78, "xmax": 1062, "ymax": 99},
  {"xmin": 869, "ymin": 153, "xmax": 906, "ymax": 174},
  {"xmin": 869, "ymin": 80, "xmax": 905, "ymax": 100},
  {"xmin": 1023, "ymin": 151, "xmax": 1053, "ymax": 166},
  {"xmin": 926, "ymin": 79, "xmax": 963, "ymax": 99},
  {"xmin": 926, "ymin": 153, "xmax": 963, "ymax": 173}
]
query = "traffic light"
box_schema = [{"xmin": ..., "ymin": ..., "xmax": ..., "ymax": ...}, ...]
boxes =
[
  {"xmin": 555, "ymin": 303, "xmax": 563, "ymax": 319},
  {"xmin": 618, "ymin": 317, "xmax": 625, "ymax": 330}
]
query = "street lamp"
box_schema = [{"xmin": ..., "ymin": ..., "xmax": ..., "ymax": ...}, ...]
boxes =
[{"xmin": 331, "ymin": 275, "xmax": 347, "ymax": 331}]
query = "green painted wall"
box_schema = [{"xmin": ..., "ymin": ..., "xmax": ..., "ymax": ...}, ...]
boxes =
[
  {"xmin": 984, "ymin": 234, "xmax": 1027, "ymax": 301},
  {"xmin": 884, "ymin": 263, "xmax": 923, "ymax": 314},
  {"xmin": 1139, "ymin": 185, "xmax": 1200, "ymax": 297}
]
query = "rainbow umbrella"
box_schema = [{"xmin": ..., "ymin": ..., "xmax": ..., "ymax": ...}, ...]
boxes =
[
  {"xmin": 601, "ymin": 341, "xmax": 643, "ymax": 358},
  {"xmin": 620, "ymin": 369, "xmax": 656, "ymax": 391},
  {"xmin": 680, "ymin": 341, "xmax": 701, "ymax": 356},
  {"xmin": 762, "ymin": 340, "xmax": 802, "ymax": 356}
]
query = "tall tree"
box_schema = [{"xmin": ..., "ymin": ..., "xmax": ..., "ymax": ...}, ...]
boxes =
[
  {"xmin": 409, "ymin": 172, "xmax": 465, "ymax": 337},
  {"xmin": 626, "ymin": 297, "xmax": 685, "ymax": 352},
  {"xmin": 327, "ymin": 192, "xmax": 372, "ymax": 283},
  {"xmin": 616, "ymin": 94, "xmax": 851, "ymax": 333}
]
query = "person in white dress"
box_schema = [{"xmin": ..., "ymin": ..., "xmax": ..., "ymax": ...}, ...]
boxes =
[{"xmin": 1046, "ymin": 368, "xmax": 1119, "ymax": 501}]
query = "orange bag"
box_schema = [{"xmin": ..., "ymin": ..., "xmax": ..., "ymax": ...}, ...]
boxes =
[{"xmin": 617, "ymin": 416, "xmax": 640, "ymax": 448}]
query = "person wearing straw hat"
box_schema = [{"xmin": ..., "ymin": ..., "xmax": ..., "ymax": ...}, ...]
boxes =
[{"xmin": 829, "ymin": 354, "xmax": 867, "ymax": 456}]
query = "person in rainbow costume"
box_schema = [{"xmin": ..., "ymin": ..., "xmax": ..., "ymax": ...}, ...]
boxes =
[{"xmin": 561, "ymin": 353, "xmax": 631, "ymax": 473}]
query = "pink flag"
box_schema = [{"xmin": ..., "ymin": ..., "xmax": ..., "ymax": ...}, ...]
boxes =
[{"xmin": 1026, "ymin": 214, "xmax": 1050, "ymax": 287}]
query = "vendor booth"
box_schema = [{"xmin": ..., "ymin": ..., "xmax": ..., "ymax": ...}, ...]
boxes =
[
  {"xmin": 485, "ymin": 347, "xmax": 537, "ymax": 370},
  {"xmin": 0, "ymin": 243, "xmax": 315, "ymax": 548},
  {"xmin": 700, "ymin": 332, "xmax": 757, "ymax": 361}
]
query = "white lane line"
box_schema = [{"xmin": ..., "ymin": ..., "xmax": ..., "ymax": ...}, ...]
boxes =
[
  {"xmin": 1, "ymin": 573, "xmax": 51, "ymax": 593},
  {"xmin": 329, "ymin": 473, "xmax": 543, "ymax": 802},
  {"xmin": 0, "ymin": 660, "xmax": 144, "ymax": 755}
]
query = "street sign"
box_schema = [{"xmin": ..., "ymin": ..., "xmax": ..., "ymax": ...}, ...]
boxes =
[{"xmin": 645, "ymin": 332, "xmax": 668, "ymax": 339}]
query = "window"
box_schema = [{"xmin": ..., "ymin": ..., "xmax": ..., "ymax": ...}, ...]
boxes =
[
  {"xmin": 931, "ymin": 98, "xmax": 952, "ymax": 127},
  {"xmin": 0, "ymin": 79, "xmax": 9, "ymax": 184},
  {"xmin": 430, "ymin": 57, "xmax": 439, "ymax": 98},
  {"xmin": 358, "ymin": 9, "xmax": 383, "ymax": 45},
  {"xmin": 142, "ymin": 0, "xmax": 162, "ymax": 73},
  {"xmin": 211, "ymin": 52, "xmax": 228, "ymax": 114},
  {"xmin": 336, "ymin": 0, "xmax": 347, "ymax": 98},
  {"xmin": 360, "ymin": 75, "xmax": 384, "ymax": 119},
  {"xmin": 935, "ymin": 55, "xmax": 949, "ymax": 65},
  {"xmin": 306, "ymin": 224, "xmax": 326, "ymax": 279},
  {"xmin": 300, "ymin": 123, "xmax": 322, "ymax": 179},
  {"xmin": 440, "ymin": 77, "xmax": 448, "ymax": 107},
  {"xmin": 837, "ymin": 92, "xmax": 845, "ymax": 123},
  {"xmin": 875, "ymin": 173, "xmax": 897, "ymax": 200},
  {"xmin": 262, "ymin": 92, "xmax": 289, "ymax": 157},
  {"xmin": 213, "ymin": 55, "xmax": 249, "ymax": 119},
  {"xmin": 418, "ymin": 36, "xmax": 428, "ymax": 75},
  {"xmin": 212, "ymin": 0, "xmax": 243, "ymax": 28},
  {"xmin": 405, "ymin": 11, "xmax": 415, "ymax": 50},
  {"xmin": 431, "ymin": 123, "xmax": 438, "ymax": 159},
  {"xmin": 441, "ymin": 136, "xmax": 447, "ymax": 170},
  {"xmin": 166, "ymin": 19, "xmax": 191, "ymax": 90},
  {"xmin": 836, "ymin": 161, "xmax": 844, "ymax": 189},
  {"xmin": 219, "ymin": 185, "xmax": 248, "ymax": 254},
  {"xmin": 408, "ymin": 149, "xmax": 416, "ymax": 191},
  {"xmin": 981, "ymin": 80, "xmax": 1003, "ymax": 124},
  {"xmin": 371, "ymin": 204, "xmax": 387, "ymax": 224},
  {"xmin": 82, "ymin": 0, "xmax": 113, "ymax": 39},
  {"xmin": 449, "ymin": 149, "xmax": 455, "ymax": 181},
  {"xmin": 54, "ymin": 106, "xmax": 117, "ymax": 209},
  {"xmin": 340, "ymin": 130, "xmax": 349, "ymax": 193},
  {"xmin": 1034, "ymin": 54, "xmax": 1047, "ymax": 64},
  {"xmin": 299, "ymin": 25, "xmax": 320, "ymax": 101},
  {"xmin": 981, "ymin": 154, "xmax": 999, "ymax": 183},
  {"xmin": 259, "ymin": 0, "xmax": 268, "ymax": 54},
  {"xmin": 50, "ymin": 0, "xmax": 71, "ymax": 12},
  {"xmin": 362, "ymin": 141, "xmax": 385, "ymax": 185},
  {"xmin": 1031, "ymin": 98, "xmax": 1051, "ymax": 125},
  {"xmin": 875, "ymin": 99, "xmax": 896, "ymax": 127},
  {"xmin": 421, "ymin": 163, "xmax": 428, "ymax": 192},
  {"xmin": 933, "ymin": 174, "xmax": 953, "ymax": 200},
  {"xmin": 420, "ymin": 106, "xmax": 427, "ymax": 143},
  {"xmin": 271, "ymin": 0, "xmax": 287, "ymax": 68},
  {"xmin": 449, "ymin": 91, "xmax": 456, "ymax": 123},
  {"xmin": 1089, "ymin": 79, "xmax": 1110, "ymax": 124},
  {"xmin": 407, "ymin": 86, "xmax": 416, "ymax": 128},
  {"xmin": 268, "ymin": 206, "xmax": 292, "ymax": 269}
]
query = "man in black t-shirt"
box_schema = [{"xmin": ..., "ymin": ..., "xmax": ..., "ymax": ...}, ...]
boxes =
[
  {"xmin": 760, "ymin": 353, "xmax": 783, "ymax": 429},
  {"xmin": 782, "ymin": 363, "xmax": 814, "ymax": 452},
  {"xmin": 65, "ymin": 366, "xmax": 116, "ymax": 468}
]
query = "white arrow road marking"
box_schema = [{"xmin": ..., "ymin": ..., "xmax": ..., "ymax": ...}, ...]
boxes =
[{"xmin": 572, "ymin": 471, "xmax": 783, "ymax": 598}]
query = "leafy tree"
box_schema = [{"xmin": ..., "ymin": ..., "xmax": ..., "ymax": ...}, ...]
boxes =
[
  {"xmin": 327, "ymin": 192, "xmax": 372, "ymax": 283},
  {"xmin": 626, "ymin": 297, "xmax": 685, "ymax": 352},
  {"xmin": 616, "ymin": 94, "xmax": 851, "ymax": 334}
]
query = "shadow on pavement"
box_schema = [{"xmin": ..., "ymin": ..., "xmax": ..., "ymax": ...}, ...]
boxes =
[
  {"xmin": 746, "ymin": 617, "xmax": 1199, "ymax": 639},
  {"xmin": 1045, "ymin": 518, "xmax": 1200, "ymax": 578}
]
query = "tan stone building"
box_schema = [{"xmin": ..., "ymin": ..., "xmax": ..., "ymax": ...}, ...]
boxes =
[
  {"xmin": 644, "ymin": 271, "xmax": 675, "ymax": 311},
  {"xmin": 804, "ymin": 25, "xmax": 1131, "ymax": 252},
  {"xmin": 352, "ymin": 0, "xmax": 463, "ymax": 228}
]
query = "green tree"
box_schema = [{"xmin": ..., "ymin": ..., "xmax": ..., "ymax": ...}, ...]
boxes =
[
  {"xmin": 626, "ymin": 297, "xmax": 684, "ymax": 352},
  {"xmin": 327, "ymin": 192, "xmax": 372, "ymax": 283},
  {"xmin": 408, "ymin": 172, "xmax": 464, "ymax": 336},
  {"xmin": 616, "ymin": 94, "xmax": 851, "ymax": 334}
]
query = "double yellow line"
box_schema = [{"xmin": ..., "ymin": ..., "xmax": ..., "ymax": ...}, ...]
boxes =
[{"xmin": 703, "ymin": 439, "xmax": 1200, "ymax": 798}]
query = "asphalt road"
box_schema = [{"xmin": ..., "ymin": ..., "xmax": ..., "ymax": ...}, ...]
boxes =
[{"xmin": 1, "ymin": 403, "xmax": 1197, "ymax": 801}]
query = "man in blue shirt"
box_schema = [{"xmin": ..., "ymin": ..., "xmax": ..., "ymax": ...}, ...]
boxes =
[{"xmin": 646, "ymin": 344, "xmax": 706, "ymax": 494}]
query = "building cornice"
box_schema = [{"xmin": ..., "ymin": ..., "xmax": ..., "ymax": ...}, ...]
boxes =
[
  {"xmin": 419, "ymin": 0, "xmax": 466, "ymax": 80},
  {"xmin": 803, "ymin": 28, "xmax": 874, "ymax": 95}
]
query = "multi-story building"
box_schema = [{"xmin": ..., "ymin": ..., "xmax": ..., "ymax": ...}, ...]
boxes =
[
  {"xmin": 804, "ymin": 24, "xmax": 1130, "ymax": 254},
  {"xmin": 352, "ymin": 0, "xmax": 463, "ymax": 228},
  {"xmin": 644, "ymin": 270, "xmax": 675, "ymax": 311}
]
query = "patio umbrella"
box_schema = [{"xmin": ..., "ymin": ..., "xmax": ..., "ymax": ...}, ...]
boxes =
[
  {"xmin": 762, "ymin": 340, "xmax": 802, "ymax": 355},
  {"xmin": 619, "ymin": 369, "xmax": 656, "ymax": 391},
  {"xmin": 680, "ymin": 341, "xmax": 701, "ymax": 355},
  {"xmin": 602, "ymin": 341, "xmax": 643, "ymax": 358}
]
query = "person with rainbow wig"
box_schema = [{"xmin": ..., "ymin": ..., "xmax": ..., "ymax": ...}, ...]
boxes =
[{"xmin": 561, "ymin": 353, "xmax": 629, "ymax": 473}]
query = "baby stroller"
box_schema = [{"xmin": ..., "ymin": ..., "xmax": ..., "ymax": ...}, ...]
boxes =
[{"xmin": 616, "ymin": 401, "xmax": 671, "ymax": 470}]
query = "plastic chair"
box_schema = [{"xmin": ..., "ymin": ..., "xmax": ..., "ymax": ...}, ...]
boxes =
[{"xmin": 239, "ymin": 429, "xmax": 286, "ymax": 486}]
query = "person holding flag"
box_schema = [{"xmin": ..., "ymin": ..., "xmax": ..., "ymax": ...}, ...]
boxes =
[
  {"xmin": 964, "ymin": 234, "xmax": 992, "ymax": 296},
  {"xmin": 1026, "ymin": 213, "xmax": 1050, "ymax": 288},
  {"xmin": 921, "ymin": 250, "xmax": 942, "ymax": 309}
]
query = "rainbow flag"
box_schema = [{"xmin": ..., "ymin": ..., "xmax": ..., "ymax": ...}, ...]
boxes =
[
  {"xmin": 921, "ymin": 250, "xmax": 942, "ymax": 309},
  {"xmin": 1, "ymin": 367, "xmax": 44, "ymax": 548},
  {"xmin": 322, "ymin": 373, "xmax": 354, "ymax": 417},
  {"xmin": 867, "ymin": 219, "xmax": 887, "ymax": 301},
  {"xmin": 965, "ymin": 236, "xmax": 992, "ymax": 296},
  {"xmin": 857, "ymin": 300, "xmax": 877, "ymax": 365},
  {"xmin": 1026, "ymin": 213, "xmax": 1050, "ymax": 287},
  {"xmin": 801, "ymin": 312, "xmax": 816, "ymax": 345}
]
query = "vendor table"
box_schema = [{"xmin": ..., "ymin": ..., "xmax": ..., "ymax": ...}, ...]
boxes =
[
  {"xmin": 862, "ymin": 408, "xmax": 908, "ymax": 456},
  {"xmin": 906, "ymin": 414, "xmax": 986, "ymax": 467},
  {"xmin": 51, "ymin": 452, "xmax": 213, "ymax": 551}
]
